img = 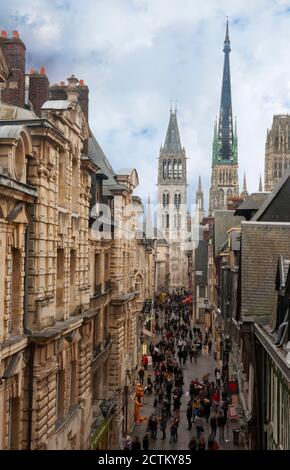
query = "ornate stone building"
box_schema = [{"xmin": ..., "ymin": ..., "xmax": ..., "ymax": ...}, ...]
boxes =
[
  {"xmin": 157, "ymin": 109, "xmax": 188, "ymax": 291},
  {"xmin": 264, "ymin": 114, "xmax": 290, "ymax": 192},
  {"xmin": 209, "ymin": 21, "xmax": 239, "ymax": 215}
]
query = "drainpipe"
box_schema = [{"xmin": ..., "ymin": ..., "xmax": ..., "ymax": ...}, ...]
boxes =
[{"xmin": 23, "ymin": 221, "xmax": 34, "ymax": 450}]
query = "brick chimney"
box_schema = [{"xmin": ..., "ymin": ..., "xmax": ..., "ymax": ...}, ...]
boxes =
[
  {"xmin": 49, "ymin": 76, "xmax": 89, "ymax": 122},
  {"xmin": 28, "ymin": 66, "xmax": 49, "ymax": 117},
  {"xmin": 1, "ymin": 30, "xmax": 26, "ymax": 108}
]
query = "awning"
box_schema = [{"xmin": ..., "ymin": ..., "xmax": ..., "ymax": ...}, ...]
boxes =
[{"xmin": 90, "ymin": 414, "xmax": 114, "ymax": 449}]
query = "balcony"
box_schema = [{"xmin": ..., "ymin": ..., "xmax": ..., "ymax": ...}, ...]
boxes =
[
  {"xmin": 95, "ymin": 283, "xmax": 103, "ymax": 297},
  {"xmin": 92, "ymin": 335, "xmax": 112, "ymax": 372}
]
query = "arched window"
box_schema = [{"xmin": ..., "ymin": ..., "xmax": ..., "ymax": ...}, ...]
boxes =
[
  {"xmin": 173, "ymin": 160, "xmax": 178, "ymax": 179},
  {"xmin": 168, "ymin": 160, "xmax": 172, "ymax": 179},
  {"xmin": 174, "ymin": 192, "xmax": 181, "ymax": 209},
  {"xmin": 166, "ymin": 213, "xmax": 169, "ymax": 228},
  {"xmin": 178, "ymin": 161, "xmax": 182, "ymax": 179},
  {"xmin": 163, "ymin": 160, "xmax": 167, "ymax": 179},
  {"xmin": 163, "ymin": 192, "xmax": 170, "ymax": 207}
]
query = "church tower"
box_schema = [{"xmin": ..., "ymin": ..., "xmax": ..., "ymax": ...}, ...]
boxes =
[
  {"xmin": 157, "ymin": 108, "xmax": 188, "ymax": 291},
  {"xmin": 209, "ymin": 20, "xmax": 239, "ymax": 215}
]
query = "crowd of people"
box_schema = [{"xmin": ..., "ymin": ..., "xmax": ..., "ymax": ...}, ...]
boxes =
[{"xmin": 121, "ymin": 291, "xmax": 231, "ymax": 451}]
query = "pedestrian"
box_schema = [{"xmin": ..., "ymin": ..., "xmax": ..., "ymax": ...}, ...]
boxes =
[
  {"xmin": 142, "ymin": 432, "xmax": 149, "ymax": 450},
  {"xmin": 124, "ymin": 435, "xmax": 132, "ymax": 450},
  {"xmin": 210, "ymin": 413, "xmax": 217, "ymax": 438},
  {"xmin": 160, "ymin": 416, "xmax": 167, "ymax": 440},
  {"xmin": 131, "ymin": 436, "xmax": 141, "ymax": 450},
  {"xmin": 186, "ymin": 401, "xmax": 193, "ymax": 430},
  {"xmin": 195, "ymin": 412, "xmax": 205, "ymax": 440},
  {"xmin": 208, "ymin": 339, "xmax": 212, "ymax": 354},
  {"xmin": 138, "ymin": 367, "xmax": 145, "ymax": 385},
  {"xmin": 188, "ymin": 437, "xmax": 197, "ymax": 451},
  {"xmin": 198, "ymin": 437, "xmax": 206, "ymax": 450},
  {"xmin": 207, "ymin": 437, "xmax": 220, "ymax": 450},
  {"xmin": 217, "ymin": 411, "xmax": 226, "ymax": 442},
  {"xmin": 142, "ymin": 354, "xmax": 149, "ymax": 371}
]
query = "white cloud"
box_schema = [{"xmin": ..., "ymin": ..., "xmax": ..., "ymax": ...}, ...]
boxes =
[{"xmin": 1, "ymin": 0, "xmax": 290, "ymax": 206}]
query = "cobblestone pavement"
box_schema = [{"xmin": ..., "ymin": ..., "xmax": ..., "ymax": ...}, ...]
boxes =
[{"xmin": 132, "ymin": 344, "xmax": 244, "ymax": 450}]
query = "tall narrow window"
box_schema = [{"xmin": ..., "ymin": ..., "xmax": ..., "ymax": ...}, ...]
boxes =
[
  {"xmin": 178, "ymin": 193, "xmax": 181, "ymax": 208},
  {"xmin": 166, "ymin": 193, "xmax": 170, "ymax": 206},
  {"xmin": 168, "ymin": 160, "xmax": 172, "ymax": 179},
  {"xmin": 56, "ymin": 369, "xmax": 65, "ymax": 420},
  {"xmin": 163, "ymin": 193, "xmax": 166, "ymax": 207},
  {"xmin": 11, "ymin": 248, "xmax": 21, "ymax": 334},
  {"xmin": 8, "ymin": 397, "xmax": 20, "ymax": 449},
  {"xmin": 173, "ymin": 160, "xmax": 178, "ymax": 179},
  {"xmin": 70, "ymin": 361, "xmax": 77, "ymax": 407},
  {"xmin": 56, "ymin": 249, "xmax": 64, "ymax": 320},
  {"xmin": 166, "ymin": 214, "xmax": 169, "ymax": 229},
  {"xmin": 178, "ymin": 161, "xmax": 182, "ymax": 179},
  {"xmin": 163, "ymin": 160, "xmax": 167, "ymax": 179},
  {"xmin": 174, "ymin": 193, "xmax": 177, "ymax": 208},
  {"xmin": 58, "ymin": 152, "xmax": 66, "ymax": 207},
  {"xmin": 70, "ymin": 250, "xmax": 76, "ymax": 315},
  {"xmin": 71, "ymin": 158, "xmax": 78, "ymax": 212}
]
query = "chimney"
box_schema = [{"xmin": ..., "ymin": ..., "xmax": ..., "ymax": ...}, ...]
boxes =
[
  {"xmin": 77, "ymin": 79, "xmax": 89, "ymax": 122},
  {"xmin": 1, "ymin": 31, "xmax": 26, "ymax": 108},
  {"xmin": 49, "ymin": 75, "xmax": 89, "ymax": 121},
  {"xmin": 28, "ymin": 66, "xmax": 50, "ymax": 117},
  {"xmin": 66, "ymin": 74, "xmax": 79, "ymax": 102}
]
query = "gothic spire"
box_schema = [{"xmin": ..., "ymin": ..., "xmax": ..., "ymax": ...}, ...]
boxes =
[
  {"xmin": 198, "ymin": 175, "xmax": 202, "ymax": 192},
  {"xmin": 217, "ymin": 19, "xmax": 234, "ymax": 162},
  {"xmin": 163, "ymin": 108, "xmax": 182, "ymax": 154},
  {"xmin": 243, "ymin": 172, "xmax": 247, "ymax": 193},
  {"xmin": 259, "ymin": 174, "xmax": 263, "ymax": 192}
]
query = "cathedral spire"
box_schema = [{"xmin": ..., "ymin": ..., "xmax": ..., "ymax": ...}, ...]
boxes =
[
  {"xmin": 198, "ymin": 175, "xmax": 202, "ymax": 192},
  {"xmin": 259, "ymin": 174, "xmax": 263, "ymax": 192},
  {"xmin": 241, "ymin": 172, "xmax": 248, "ymax": 198},
  {"xmin": 163, "ymin": 108, "xmax": 182, "ymax": 154},
  {"xmin": 243, "ymin": 172, "xmax": 247, "ymax": 193},
  {"xmin": 216, "ymin": 19, "xmax": 236, "ymax": 163}
]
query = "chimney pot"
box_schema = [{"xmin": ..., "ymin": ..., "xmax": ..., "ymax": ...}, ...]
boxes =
[
  {"xmin": 40, "ymin": 66, "xmax": 46, "ymax": 75},
  {"xmin": 30, "ymin": 68, "xmax": 35, "ymax": 74},
  {"xmin": 12, "ymin": 30, "xmax": 19, "ymax": 39},
  {"xmin": 1, "ymin": 31, "xmax": 7, "ymax": 38},
  {"xmin": 79, "ymin": 79, "xmax": 84, "ymax": 86},
  {"xmin": 60, "ymin": 81, "xmax": 65, "ymax": 86}
]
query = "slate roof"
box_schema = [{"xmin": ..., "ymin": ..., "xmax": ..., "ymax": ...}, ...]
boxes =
[
  {"xmin": 162, "ymin": 110, "xmax": 182, "ymax": 154},
  {"xmin": 214, "ymin": 210, "xmax": 244, "ymax": 257},
  {"xmin": 235, "ymin": 192, "xmax": 270, "ymax": 212},
  {"xmin": 88, "ymin": 133, "xmax": 124, "ymax": 195},
  {"xmin": 252, "ymin": 169, "xmax": 290, "ymax": 221}
]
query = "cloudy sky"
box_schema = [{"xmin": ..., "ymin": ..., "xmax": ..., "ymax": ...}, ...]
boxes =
[{"xmin": 1, "ymin": 0, "xmax": 290, "ymax": 208}]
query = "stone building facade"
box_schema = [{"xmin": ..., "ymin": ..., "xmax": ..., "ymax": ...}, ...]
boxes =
[
  {"xmin": 264, "ymin": 114, "xmax": 290, "ymax": 192},
  {"xmin": 0, "ymin": 32, "xmax": 156, "ymax": 450}
]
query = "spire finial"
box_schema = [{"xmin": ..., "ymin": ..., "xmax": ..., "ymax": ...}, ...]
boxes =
[
  {"xmin": 243, "ymin": 172, "xmax": 247, "ymax": 192},
  {"xmin": 223, "ymin": 17, "xmax": 231, "ymax": 53},
  {"xmin": 198, "ymin": 175, "xmax": 202, "ymax": 192},
  {"xmin": 259, "ymin": 174, "xmax": 263, "ymax": 192}
]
